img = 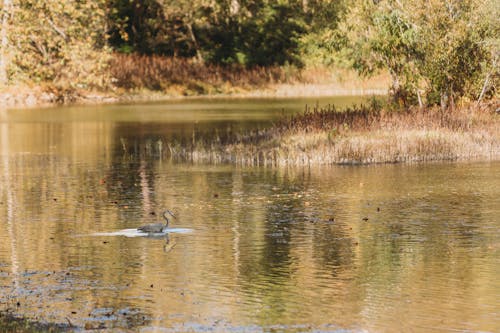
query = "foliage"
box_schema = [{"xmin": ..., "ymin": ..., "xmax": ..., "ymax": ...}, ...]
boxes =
[
  {"xmin": 6, "ymin": 0, "xmax": 111, "ymax": 89},
  {"xmin": 0, "ymin": 0, "xmax": 497, "ymax": 107},
  {"xmin": 106, "ymin": 0, "xmax": 323, "ymax": 67},
  {"xmin": 297, "ymin": 0, "xmax": 348, "ymax": 67},
  {"xmin": 340, "ymin": 0, "xmax": 498, "ymax": 107},
  {"xmin": 231, "ymin": 3, "xmax": 306, "ymax": 66}
]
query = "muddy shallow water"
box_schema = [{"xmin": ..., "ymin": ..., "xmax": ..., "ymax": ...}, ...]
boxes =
[{"xmin": 1, "ymin": 97, "xmax": 499, "ymax": 332}]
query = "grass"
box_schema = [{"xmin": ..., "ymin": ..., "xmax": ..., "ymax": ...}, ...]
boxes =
[
  {"xmin": 3, "ymin": 54, "xmax": 389, "ymax": 107},
  {"xmin": 157, "ymin": 100, "xmax": 499, "ymax": 165},
  {"xmin": 110, "ymin": 53, "xmax": 297, "ymax": 96},
  {"xmin": 109, "ymin": 53, "xmax": 389, "ymax": 98}
]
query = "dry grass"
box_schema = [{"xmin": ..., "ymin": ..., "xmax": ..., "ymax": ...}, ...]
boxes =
[
  {"xmin": 110, "ymin": 53, "xmax": 297, "ymax": 96},
  {"xmin": 160, "ymin": 101, "xmax": 500, "ymax": 165},
  {"xmin": 109, "ymin": 54, "xmax": 390, "ymax": 97}
]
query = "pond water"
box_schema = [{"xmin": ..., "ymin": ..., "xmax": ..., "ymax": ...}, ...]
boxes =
[{"xmin": 0, "ymin": 97, "xmax": 499, "ymax": 332}]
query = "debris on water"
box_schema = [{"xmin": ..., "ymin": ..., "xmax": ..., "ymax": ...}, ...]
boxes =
[{"xmin": 362, "ymin": 217, "xmax": 369, "ymax": 221}]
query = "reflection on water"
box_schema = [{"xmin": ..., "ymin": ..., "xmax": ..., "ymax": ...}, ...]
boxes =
[{"xmin": 0, "ymin": 98, "xmax": 499, "ymax": 332}]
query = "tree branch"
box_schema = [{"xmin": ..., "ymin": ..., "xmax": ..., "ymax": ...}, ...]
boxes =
[{"xmin": 47, "ymin": 18, "xmax": 68, "ymax": 41}]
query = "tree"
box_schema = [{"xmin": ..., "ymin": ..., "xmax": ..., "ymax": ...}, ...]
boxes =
[
  {"xmin": 8, "ymin": 0, "xmax": 110, "ymax": 89},
  {"xmin": 0, "ymin": 0, "xmax": 13, "ymax": 85},
  {"xmin": 297, "ymin": 0, "xmax": 347, "ymax": 67},
  {"xmin": 107, "ymin": 0, "xmax": 310, "ymax": 67},
  {"xmin": 340, "ymin": 1, "xmax": 423, "ymax": 105},
  {"xmin": 339, "ymin": 0, "xmax": 498, "ymax": 107},
  {"xmin": 201, "ymin": 0, "xmax": 307, "ymax": 66},
  {"xmin": 414, "ymin": 0, "xmax": 496, "ymax": 107},
  {"xmin": 107, "ymin": 0, "xmax": 218, "ymax": 60}
]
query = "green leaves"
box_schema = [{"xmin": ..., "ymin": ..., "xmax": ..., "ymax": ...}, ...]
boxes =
[{"xmin": 340, "ymin": 0, "xmax": 498, "ymax": 107}]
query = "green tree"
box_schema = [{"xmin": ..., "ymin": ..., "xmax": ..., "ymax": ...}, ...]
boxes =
[
  {"xmin": 297, "ymin": 0, "xmax": 347, "ymax": 67},
  {"xmin": 339, "ymin": 0, "xmax": 498, "ymax": 107},
  {"xmin": 107, "ymin": 0, "xmax": 310, "ymax": 67},
  {"xmin": 201, "ymin": 0, "xmax": 307, "ymax": 66},
  {"xmin": 341, "ymin": 1, "xmax": 423, "ymax": 105},
  {"xmin": 238, "ymin": 2, "xmax": 306, "ymax": 66},
  {"xmin": 414, "ymin": 0, "xmax": 497, "ymax": 106}
]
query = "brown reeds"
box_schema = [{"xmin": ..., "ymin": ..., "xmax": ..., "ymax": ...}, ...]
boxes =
[
  {"xmin": 159, "ymin": 101, "xmax": 500, "ymax": 165},
  {"xmin": 110, "ymin": 53, "xmax": 298, "ymax": 95}
]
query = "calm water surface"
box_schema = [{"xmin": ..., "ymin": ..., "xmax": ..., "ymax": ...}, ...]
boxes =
[{"xmin": 0, "ymin": 97, "xmax": 499, "ymax": 332}]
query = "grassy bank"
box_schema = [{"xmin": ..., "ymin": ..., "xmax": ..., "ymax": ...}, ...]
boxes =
[
  {"xmin": 110, "ymin": 54, "xmax": 389, "ymax": 98},
  {"xmin": 162, "ymin": 101, "xmax": 499, "ymax": 166},
  {"xmin": 0, "ymin": 54, "xmax": 389, "ymax": 109}
]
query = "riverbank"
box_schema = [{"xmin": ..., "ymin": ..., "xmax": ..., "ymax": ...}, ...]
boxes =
[
  {"xmin": 162, "ymin": 101, "xmax": 499, "ymax": 166},
  {"xmin": 0, "ymin": 56, "xmax": 389, "ymax": 109}
]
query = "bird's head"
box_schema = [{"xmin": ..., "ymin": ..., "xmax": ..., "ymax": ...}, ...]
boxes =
[{"xmin": 162, "ymin": 209, "xmax": 176, "ymax": 226}]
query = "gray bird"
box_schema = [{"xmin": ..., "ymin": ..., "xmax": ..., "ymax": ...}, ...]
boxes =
[{"xmin": 137, "ymin": 210, "xmax": 176, "ymax": 234}]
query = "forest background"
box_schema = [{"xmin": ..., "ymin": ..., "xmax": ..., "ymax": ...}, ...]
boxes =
[{"xmin": 0, "ymin": 0, "xmax": 497, "ymax": 107}]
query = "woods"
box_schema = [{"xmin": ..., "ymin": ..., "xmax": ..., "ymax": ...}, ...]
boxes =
[{"xmin": 0, "ymin": 0, "xmax": 497, "ymax": 107}]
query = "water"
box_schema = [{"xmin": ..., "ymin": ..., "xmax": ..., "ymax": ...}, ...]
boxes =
[{"xmin": 0, "ymin": 97, "xmax": 499, "ymax": 332}]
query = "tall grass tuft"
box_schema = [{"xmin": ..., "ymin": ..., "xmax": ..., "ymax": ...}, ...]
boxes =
[{"xmin": 157, "ymin": 101, "xmax": 499, "ymax": 165}]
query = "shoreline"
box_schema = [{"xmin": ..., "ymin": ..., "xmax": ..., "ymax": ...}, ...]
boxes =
[
  {"xmin": 0, "ymin": 69, "xmax": 390, "ymax": 109},
  {"xmin": 0, "ymin": 85, "xmax": 388, "ymax": 110}
]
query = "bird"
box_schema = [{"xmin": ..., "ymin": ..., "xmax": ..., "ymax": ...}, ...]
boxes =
[{"xmin": 137, "ymin": 210, "xmax": 176, "ymax": 234}]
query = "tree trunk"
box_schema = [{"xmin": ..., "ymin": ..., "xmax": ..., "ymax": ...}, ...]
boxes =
[
  {"xmin": 440, "ymin": 91, "xmax": 448, "ymax": 111},
  {"xmin": 186, "ymin": 21, "xmax": 203, "ymax": 63},
  {"xmin": 417, "ymin": 89, "xmax": 423, "ymax": 108},
  {"xmin": 478, "ymin": 53, "xmax": 497, "ymax": 103},
  {"xmin": 389, "ymin": 72, "xmax": 404, "ymax": 106},
  {"xmin": 0, "ymin": 0, "xmax": 12, "ymax": 86}
]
